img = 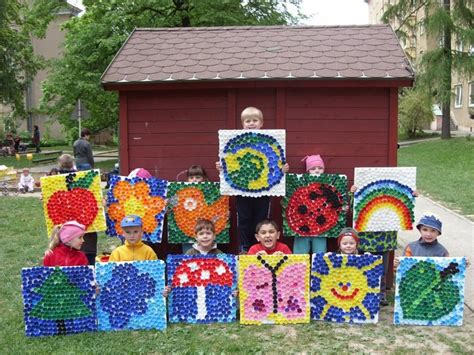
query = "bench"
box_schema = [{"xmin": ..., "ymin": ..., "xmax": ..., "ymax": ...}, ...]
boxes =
[{"xmin": 32, "ymin": 150, "xmax": 63, "ymax": 164}]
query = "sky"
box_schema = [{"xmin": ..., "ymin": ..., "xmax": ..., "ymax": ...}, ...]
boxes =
[{"xmin": 67, "ymin": 0, "xmax": 369, "ymax": 26}]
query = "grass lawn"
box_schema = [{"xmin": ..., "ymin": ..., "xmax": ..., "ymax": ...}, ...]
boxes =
[
  {"xmin": 398, "ymin": 137, "xmax": 474, "ymax": 219},
  {"xmin": 1, "ymin": 198, "xmax": 473, "ymax": 353}
]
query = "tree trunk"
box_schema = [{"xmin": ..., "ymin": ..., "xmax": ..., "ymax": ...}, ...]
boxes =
[{"xmin": 441, "ymin": 0, "xmax": 452, "ymax": 139}]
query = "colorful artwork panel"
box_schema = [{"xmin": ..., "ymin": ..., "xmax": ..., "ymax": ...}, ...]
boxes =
[
  {"xmin": 106, "ymin": 175, "xmax": 168, "ymax": 243},
  {"xmin": 167, "ymin": 182, "xmax": 230, "ymax": 243},
  {"xmin": 358, "ymin": 231, "xmax": 398, "ymax": 253},
  {"xmin": 96, "ymin": 260, "xmax": 167, "ymax": 331},
  {"xmin": 167, "ymin": 254, "xmax": 237, "ymax": 323},
  {"xmin": 41, "ymin": 170, "xmax": 106, "ymax": 235},
  {"xmin": 353, "ymin": 167, "xmax": 416, "ymax": 232},
  {"xmin": 21, "ymin": 266, "xmax": 96, "ymax": 337},
  {"xmin": 394, "ymin": 257, "xmax": 466, "ymax": 326},
  {"xmin": 311, "ymin": 253, "xmax": 383, "ymax": 324},
  {"xmin": 219, "ymin": 129, "xmax": 286, "ymax": 196},
  {"xmin": 283, "ymin": 173, "xmax": 347, "ymax": 238},
  {"xmin": 239, "ymin": 255, "xmax": 310, "ymax": 325}
]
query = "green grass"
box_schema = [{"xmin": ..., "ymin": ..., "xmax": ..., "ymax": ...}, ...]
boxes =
[
  {"xmin": 398, "ymin": 137, "xmax": 474, "ymax": 218},
  {"xmin": 1, "ymin": 198, "xmax": 473, "ymax": 353},
  {"xmin": 398, "ymin": 131, "xmax": 440, "ymax": 141},
  {"xmin": 95, "ymin": 159, "xmax": 118, "ymax": 172}
]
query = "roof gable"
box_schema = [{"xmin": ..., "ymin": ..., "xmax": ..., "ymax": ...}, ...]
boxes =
[{"xmin": 102, "ymin": 25, "xmax": 414, "ymax": 85}]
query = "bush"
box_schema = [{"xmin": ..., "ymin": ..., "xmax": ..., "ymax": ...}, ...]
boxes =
[
  {"xmin": 66, "ymin": 127, "xmax": 79, "ymax": 146},
  {"xmin": 398, "ymin": 87, "xmax": 434, "ymax": 138}
]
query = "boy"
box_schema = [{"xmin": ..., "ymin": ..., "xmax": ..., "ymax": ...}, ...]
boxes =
[
  {"xmin": 109, "ymin": 215, "xmax": 158, "ymax": 262},
  {"xmin": 248, "ymin": 220, "xmax": 292, "ymax": 256},
  {"xmin": 402, "ymin": 214, "xmax": 448, "ymax": 258},
  {"xmin": 18, "ymin": 167, "xmax": 35, "ymax": 193},
  {"xmin": 186, "ymin": 218, "xmax": 223, "ymax": 255},
  {"xmin": 216, "ymin": 107, "xmax": 289, "ymax": 253}
]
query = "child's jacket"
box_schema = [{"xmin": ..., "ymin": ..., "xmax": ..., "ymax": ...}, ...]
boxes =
[
  {"xmin": 108, "ymin": 240, "xmax": 157, "ymax": 262},
  {"xmin": 43, "ymin": 244, "xmax": 89, "ymax": 266}
]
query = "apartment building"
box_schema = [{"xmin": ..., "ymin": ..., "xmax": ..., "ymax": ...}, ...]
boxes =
[{"xmin": 366, "ymin": 0, "xmax": 474, "ymax": 131}]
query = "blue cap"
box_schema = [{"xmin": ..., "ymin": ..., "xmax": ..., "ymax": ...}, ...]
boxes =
[
  {"xmin": 416, "ymin": 214, "xmax": 442, "ymax": 234},
  {"xmin": 120, "ymin": 215, "xmax": 143, "ymax": 228}
]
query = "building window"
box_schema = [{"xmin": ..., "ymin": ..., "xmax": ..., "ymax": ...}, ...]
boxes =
[
  {"xmin": 454, "ymin": 85, "xmax": 462, "ymax": 108},
  {"xmin": 469, "ymin": 82, "xmax": 474, "ymax": 107},
  {"xmin": 456, "ymin": 41, "xmax": 463, "ymax": 53}
]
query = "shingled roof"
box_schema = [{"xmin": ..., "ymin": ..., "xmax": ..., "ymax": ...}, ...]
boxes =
[{"xmin": 101, "ymin": 25, "xmax": 414, "ymax": 84}]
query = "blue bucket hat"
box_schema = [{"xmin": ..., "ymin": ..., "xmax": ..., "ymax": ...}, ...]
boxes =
[
  {"xmin": 416, "ymin": 214, "xmax": 442, "ymax": 234},
  {"xmin": 121, "ymin": 215, "xmax": 143, "ymax": 228}
]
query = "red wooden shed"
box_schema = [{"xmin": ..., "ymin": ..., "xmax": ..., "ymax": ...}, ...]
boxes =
[{"xmin": 102, "ymin": 25, "xmax": 414, "ymax": 257}]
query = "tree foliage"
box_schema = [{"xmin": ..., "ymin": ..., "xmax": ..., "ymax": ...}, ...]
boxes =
[
  {"xmin": 0, "ymin": 0, "xmax": 63, "ymax": 116},
  {"xmin": 399, "ymin": 86, "xmax": 434, "ymax": 137},
  {"xmin": 41, "ymin": 0, "xmax": 304, "ymax": 133},
  {"xmin": 383, "ymin": 0, "xmax": 473, "ymax": 139}
]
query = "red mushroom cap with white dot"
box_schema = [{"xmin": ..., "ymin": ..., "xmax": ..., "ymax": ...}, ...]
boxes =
[{"xmin": 172, "ymin": 258, "xmax": 233, "ymax": 287}]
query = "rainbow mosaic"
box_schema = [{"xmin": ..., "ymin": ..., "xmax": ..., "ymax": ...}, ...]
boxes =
[
  {"xmin": 353, "ymin": 167, "xmax": 416, "ymax": 232},
  {"xmin": 311, "ymin": 253, "xmax": 383, "ymax": 323},
  {"xmin": 167, "ymin": 254, "xmax": 237, "ymax": 323},
  {"xmin": 21, "ymin": 266, "xmax": 96, "ymax": 337},
  {"xmin": 219, "ymin": 129, "xmax": 286, "ymax": 197},
  {"xmin": 394, "ymin": 257, "xmax": 466, "ymax": 326},
  {"xmin": 239, "ymin": 255, "xmax": 310, "ymax": 325},
  {"xmin": 167, "ymin": 182, "xmax": 229, "ymax": 243},
  {"xmin": 283, "ymin": 173, "xmax": 347, "ymax": 238},
  {"xmin": 96, "ymin": 260, "xmax": 167, "ymax": 331},
  {"xmin": 40, "ymin": 170, "xmax": 106, "ymax": 235},
  {"xmin": 106, "ymin": 175, "xmax": 168, "ymax": 243}
]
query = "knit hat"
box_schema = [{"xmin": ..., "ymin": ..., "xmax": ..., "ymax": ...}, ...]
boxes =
[
  {"xmin": 416, "ymin": 214, "xmax": 442, "ymax": 235},
  {"xmin": 337, "ymin": 227, "xmax": 360, "ymax": 246},
  {"xmin": 302, "ymin": 155, "xmax": 325, "ymax": 172},
  {"xmin": 128, "ymin": 168, "xmax": 152, "ymax": 179},
  {"xmin": 121, "ymin": 215, "xmax": 143, "ymax": 228},
  {"xmin": 59, "ymin": 221, "xmax": 86, "ymax": 244}
]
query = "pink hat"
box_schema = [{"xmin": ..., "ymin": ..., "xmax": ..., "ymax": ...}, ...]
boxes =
[
  {"xmin": 59, "ymin": 221, "xmax": 86, "ymax": 244},
  {"xmin": 128, "ymin": 168, "xmax": 152, "ymax": 179},
  {"xmin": 302, "ymin": 155, "xmax": 325, "ymax": 172}
]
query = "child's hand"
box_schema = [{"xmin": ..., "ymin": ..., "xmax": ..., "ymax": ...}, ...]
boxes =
[
  {"xmin": 393, "ymin": 257, "xmax": 400, "ymax": 269},
  {"xmin": 350, "ymin": 185, "xmax": 358, "ymax": 193},
  {"xmin": 282, "ymin": 163, "xmax": 290, "ymax": 173},
  {"xmin": 273, "ymin": 251, "xmax": 284, "ymax": 256},
  {"xmin": 465, "ymin": 257, "xmax": 471, "ymax": 268},
  {"xmin": 215, "ymin": 161, "xmax": 222, "ymax": 172},
  {"xmin": 412, "ymin": 190, "xmax": 419, "ymax": 197},
  {"xmin": 342, "ymin": 205, "xmax": 349, "ymax": 212},
  {"xmin": 95, "ymin": 284, "xmax": 100, "ymax": 296},
  {"xmin": 324, "ymin": 252, "xmax": 332, "ymax": 256},
  {"xmin": 162, "ymin": 286, "xmax": 171, "ymax": 298},
  {"xmin": 102, "ymin": 198, "xmax": 107, "ymax": 208},
  {"xmin": 256, "ymin": 250, "xmax": 267, "ymax": 256},
  {"xmin": 232, "ymin": 289, "xmax": 239, "ymax": 298}
]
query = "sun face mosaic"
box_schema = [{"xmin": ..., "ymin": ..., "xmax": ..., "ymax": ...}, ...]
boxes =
[
  {"xmin": 167, "ymin": 254, "xmax": 237, "ymax": 323},
  {"xmin": 394, "ymin": 257, "xmax": 466, "ymax": 326},
  {"xmin": 21, "ymin": 266, "xmax": 96, "ymax": 337},
  {"xmin": 353, "ymin": 167, "xmax": 416, "ymax": 232},
  {"xmin": 167, "ymin": 182, "xmax": 229, "ymax": 243},
  {"xmin": 239, "ymin": 255, "xmax": 310, "ymax": 325},
  {"xmin": 96, "ymin": 260, "xmax": 167, "ymax": 331},
  {"xmin": 106, "ymin": 175, "xmax": 168, "ymax": 243},
  {"xmin": 311, "ymin": 253, "xmax": 383, "ymax": 324},
  {"xmin": 41, "ymin": 170, "xmax": 106, "ymax": 235},
  {"xmin": 283, "ymin": 173, "xmax": 347, "ymax": 238},
  {"xmin": 218, "ymin": 129, "xmax": 286, "ymax": 197}
]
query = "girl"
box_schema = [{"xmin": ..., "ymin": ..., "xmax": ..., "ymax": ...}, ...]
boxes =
[
  {"xmin": 336, "ymin": 227, "xmax": 360, "ymax": 255},
  {"xmin": 248, "ymin": 219, "xmax": 292, "ymax": 255},
  {"xmin": 43, "ymin": 221, "xmax": 88, "ymax": 266}
]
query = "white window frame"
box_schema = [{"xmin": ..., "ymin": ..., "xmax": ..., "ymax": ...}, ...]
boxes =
[
  {"xmin": 469, "ymin": 82, "xmax": 474, "ymax": 107},
  {"xmin": 454, "ymin": 85, "xmax": 462, "ymax": 108}
]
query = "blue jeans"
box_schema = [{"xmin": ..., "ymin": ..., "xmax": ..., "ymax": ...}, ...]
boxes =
[
  {"xmin": 293, "ymin": 237, "xmax": 327, "ymax": 254},
  {"xmin": 76, "ymin": 163, "xmax": 92, "ymax": 171}
]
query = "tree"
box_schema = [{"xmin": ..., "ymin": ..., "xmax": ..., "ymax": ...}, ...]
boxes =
[
  {"xmin": 0, "ymin": 0, "xmax": 64, "ymax": 117},
  {"xmin": 31, "ymin": 268, "xmax": 92, "ymax": 335},
  {"xmin": 398, "ymin": 86, "xmax": 434, "ymax": 137},
  {"xmin": 41, "ymin": 0, "xmax": 304, "ymax": 133},
  {"xmin": 383, "ymin": 1, "xmax": 473, "ymax": 139}
]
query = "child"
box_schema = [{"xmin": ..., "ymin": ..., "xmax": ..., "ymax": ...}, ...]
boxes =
[
  {"xmin": 57, "ymin": 153, "xmax": 76, "ymax": 174},
  {"xmin": 109, "ymin": 215, "xmax": 158, "ymax": 262},
  {"xmin": 336, "ymin": 227, "xmax": 360, "ymax": 255},
  {"xmin": 18, "ymin": 167, "xmax": 35, "ymax": 193},
  {"xmin": 43, "ymin": 221, "xmax": 88, "ymax": 266},
  {"xmin": 248, "ymin": 220, "xmax": 292, "ymax": 255},
  {"xmin": 216, "ymin": 107, "xmax": 289, "ymax": 253},
  {"xmin": 186, "ymin": 218, "xmax": 223, "ymax": 255}
]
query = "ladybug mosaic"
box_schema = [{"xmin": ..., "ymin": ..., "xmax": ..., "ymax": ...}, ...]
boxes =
[{"xmin": 283, "ymin": 174, "xmax": 348, "ymax": 238}]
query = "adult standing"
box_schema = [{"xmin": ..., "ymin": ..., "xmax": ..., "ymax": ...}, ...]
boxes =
[
  {"xmin": 73, "ymin": 127, "xmax": 97, "ymax": 265},
  {"xmin": 32, "ymin": 125, "xmax": 41, "ymax": 153},
  {"xmin": 73, "ymin": 128, "xmax": 94, "ymax": 170}
]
